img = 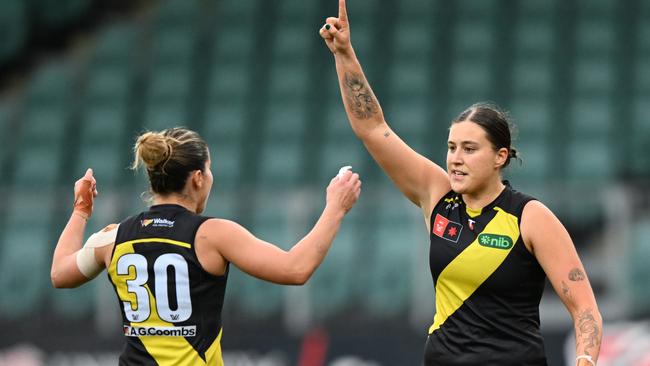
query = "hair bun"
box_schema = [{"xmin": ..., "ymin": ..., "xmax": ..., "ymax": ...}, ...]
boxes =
[{"xmin": 132, "ymin": 132, "xmax": 173, "ymax": 171}]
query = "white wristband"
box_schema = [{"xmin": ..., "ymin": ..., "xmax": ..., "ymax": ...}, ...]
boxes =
[{"xmin": 576, "ymin": 355, "xmax": 595, "ymax": 366}]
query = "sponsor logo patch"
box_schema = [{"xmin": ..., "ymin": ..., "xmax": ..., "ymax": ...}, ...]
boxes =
[
  {"xmin": 123, "ymin": 325, "xmax": 196, "ymax": 337},
  {"xmin": 478, "ymin": 234, "xmax": 513, "ymax": 250},
  {"xmin": 141, "ymin": 218, "xmax": 175, "ymax": 228},
  {"xmin": 432, "ymin": 214, "xmax": 463, "ymax": 243}
]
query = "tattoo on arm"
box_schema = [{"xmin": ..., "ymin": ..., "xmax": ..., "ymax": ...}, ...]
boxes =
[
  {"xmin": 383, "ymin": 131, "xmax": 390, "ymax": 138},
  {"xmin": 561, "ymin": 280, "xmax": 570, "ymax": 297},
  {"xmin": 576, "ymin": 309, "xmax": 600, "ymax": 356},
  {"xmin": 569, "ymin": 268, "xmax": 586, "ymax": 281},
  {"xmin": 344, "ymin": 72, "xmax": 379, "ymax": 120}
]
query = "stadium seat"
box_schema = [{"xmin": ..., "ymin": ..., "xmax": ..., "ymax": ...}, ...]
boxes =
[
  {"xmin": 92, "ymin": 23, "xmax": 138, "ymax": 68},
  {"xmin": 209, "ymin": 62, "xmax": 251, "ymax": 101},
  {"xmin": 0, "ymin": 229, "xmax": 50, "ymax": 317},
  {"xmin": 264, "ymin": 100, "xmax": 307, "ymax": 141},
  {"xmin": 631, "ymin": 96, "xmax": 650, "ymax": 176},
  {"xmin": 155, "ymin": 0, "xmax": 200, "ymax": 29},
  {"xmin": 627, "ymin": 218, "xmax": 650, "ymax": 316},
  {"xmin": 0, "ymin": 0, "xmax": 27, "ymax": 64},
  {"xmin": 310, "ymin": 222, "xmax": 357, "ymax": 318},
  {"xmin": 363, "ymin": 233, "xmax": 413, "ymax": 317},
  {"xmin": 258, "ymin": 140, "xmax": 304, "ymax": 187},
  {"xmin": 0, "ymin": 192, "xmax": 55, "ymax": 316},
  {"xmin": 33, "ymin": 0, "xmax": 92, "ymax": 29},
  {"xmin": 0, "ymin": 102, "xmax": 14, "ymax": 177}
]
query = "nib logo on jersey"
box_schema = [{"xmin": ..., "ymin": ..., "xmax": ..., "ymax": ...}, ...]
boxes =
[
  {"xmin": 432, "ymin": 214, "xmax": 463, "ymax": 243},
  {"xmin": 141, "ymin": 218, "xmax": 175, "ymax": 228}
]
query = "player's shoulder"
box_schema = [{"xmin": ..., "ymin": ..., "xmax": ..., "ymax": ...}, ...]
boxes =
[{"xmin": 86, "ymin": 223, "xmax": 120, "ymax": 248}]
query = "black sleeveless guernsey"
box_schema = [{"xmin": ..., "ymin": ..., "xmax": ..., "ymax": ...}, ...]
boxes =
[
  {"xmin": 108, "ymin": 204, "xmax": 228, "ymax": 366},
  {"xmin": 424, "ymin": 183, "xmax": 547, "ymax": 365}
]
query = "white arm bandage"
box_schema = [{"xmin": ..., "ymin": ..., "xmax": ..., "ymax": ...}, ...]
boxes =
[{"xmin": 76, "ymin": 224, "xmax": 119, "ymax": 279}]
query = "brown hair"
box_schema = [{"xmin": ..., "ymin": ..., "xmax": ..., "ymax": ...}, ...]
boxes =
[
  {"xmin": 453, "ymin": 102, "xmax": 520, "ymax": 167},
  {"xmin": 131, "ymin": 127, "xmax": 209, "ymax": 194}
]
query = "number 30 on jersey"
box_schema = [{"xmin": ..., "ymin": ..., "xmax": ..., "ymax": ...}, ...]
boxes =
[{"xmin": 116, "ymin": 253, "xmax": 192, "ymax": 323}]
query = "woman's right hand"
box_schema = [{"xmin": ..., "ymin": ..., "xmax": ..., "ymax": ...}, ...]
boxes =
[
  {"xmin": 73, "ymin": 168, "xmax": 98, "ymax": 219},
  {"xmin": 326, "ymin": 169, "xmax": 361, "ymax": 214},
  {"xmin": 319, "ymin": 0, "xmax": 352, "ymax": 56}
]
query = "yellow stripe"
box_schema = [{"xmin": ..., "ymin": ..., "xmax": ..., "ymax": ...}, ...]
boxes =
[
  {"xmin": 205, "ymin": 328, "xmax": 224, "ymax": 366},
  {"xmin": 108, "ymin": 239, "xmax": 223, "ymax": 365},
  {"xmin": 429, "ymin": 207, "xmax": 519, "ymax": 334},
  {"xmin": 118, "ymin": 237, "xmax": 192, "ymax": 249}
]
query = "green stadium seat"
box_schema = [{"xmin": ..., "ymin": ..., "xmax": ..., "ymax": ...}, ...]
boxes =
[
  {"xmin": 387, "ymin": 59, "xmax": 431, "ymax": 97},
  {"xmin": 267, "ymin": 62, "xmax": 310, "ymax": 99},
  {"xmin": 236, "ymin": 270, "xmax": 284, "ymax": 318},
  {"xmin": 384, "ymin": 96, "xmax": 430, "ymax": 143},
  {"xmin": 85, "ymin": 66, "xmax": 131, "ymax": 104},
  {"xmin": 627, "ymin": 219, "xmax": 650, "ymax": 315},
  {"xmin": 0, "ymin": 229, "xmax": 50, "ymax": 317},
  {"xmin": 76, "ymin": 144, "xmax": 124, "ymax": 188},
  {"xmin": 509, "ymin": 97, "xmax": 553, "ymax": 137},
  {"xmin": 264, "ymin": 100, "xmax": 307, "ymax": 141},
  {"xmin": 214, "ymin": 0, "xmax": 257, "ymax": 28},
  {"xmin": 275, "ymin": 0, "xmax": 317, "ymax": 24},
  {"xmin": 50, "ymin": 281, "xmax": 97, "ymax": 319},
  {"xmin": 449, "ymin": 59, "xmax": 492, "ymax": 107},
  {"xmin": 258, "ymin": 141, "xmax": 304, "ymax": 186},
  {"xmin": 574, "ymin": 59, "xmax": 615, "ymax": 97},
  {"xmin": 210, "ymin": 142, "xmax": 243, "ymax": 190},
  {"xmin": 310, "ymin": 224, "xmax": 357, "ymax": 318},
  {"xmin": 92, "ymin": 23, "xmax": 137, "ymax": 67},
  {"xmin": 511, "ymin": 58, "xmax": 553, "ymax": 98},
  {"xmin": 203, "ymin": 191, "xmax": 239, "ymax": 220},
  {"xmin": 26, "ymin": 62, "xmax": 72, "ymax": 104},
  {"xmin": 271, "ymin": 26, "xmax": 312, "ymax": 62},
  {"xmin": 203, "ymin": 101, "xmax": 247, "ymax": 141},
  {"xmin": 630, "ymin": 96, "xmax": 650, "ymax": 175},
  {"xmin": 0, "ymin": 0, "xmax": 27, "ymax": 64},
  {"xmin": 150, "ymin": 28, "xmax": 195, "ymax": 69},
  {"xmin": 506, "ymin": 138, "xmax": 549, "ymax": 184},
  {"xmin": 208, "ymin": 63, "xmax": 251, "ymax": 100},
  {"xmin": 364, "ymin": 222, "xmax": 415, "ymax": 317},
  {"xmin": 0, "ymin": 102, "xmax": 14, "ymax": 172},
  {"xmin": 33, "ymin": 0, "xmax": 92, "ymax": 29},
  {"xmin": 155, "ymin": 0, "xmax": 200, "ymax": 28},
  {"xmin": 566, "ymin": 138, "xmax": 614, "ymax": 182},
  {"xmin": 318, "ymin": 139, "xmax": 366, "ymax": 182},
  {"xmin": 14, "ymin": 101, "xmax": 69, "ymax": 187},
  {"xmin": 569, "ymin": 97, "xmax": 613, "ymax": 136},
  {"xmin": 395, "ymin": 0, "xmax": 437, "ymax": 24}
]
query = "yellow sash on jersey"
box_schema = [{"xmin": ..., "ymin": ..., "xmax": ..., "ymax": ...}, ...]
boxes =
[
  {"xmin": 429, "ymin": 207, "xmax": 520, "ymax": 334},
  {"xmin": 108, "ymin": 239, "xmax": 224, "ymax": 366}
]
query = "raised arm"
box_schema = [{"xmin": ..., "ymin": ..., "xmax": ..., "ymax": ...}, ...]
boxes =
[
  {"xmin": 521, "ymin": 201, "xmax": 602, "ymax": 366},
  {"xmin": 51, "ymin": 169, "xmax": 110, "ymax": 288},
  {"xmin": 195, "ymin": 170, "xmax": 361, "ymax": 285},
  {"xmin": 319, "ymin": 0, "xmax": 449, "ymax": 215}
]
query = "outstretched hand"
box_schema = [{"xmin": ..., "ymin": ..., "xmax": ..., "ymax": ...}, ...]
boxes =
[
  {"xmin": 73, "ymin": 168, "xmax": 98, "ymax": 219},
  {"xmin": 326, "ymin": 168, "xmax": 361, "ymax": 214},
  {"xmin": 319, "ymin": 0, "xmax": 352, "ymax": 56}
]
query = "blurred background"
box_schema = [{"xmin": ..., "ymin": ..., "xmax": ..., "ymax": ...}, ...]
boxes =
[{"xmin": 0, "ymin": 0, "xmax": 649, "ymax": 365}]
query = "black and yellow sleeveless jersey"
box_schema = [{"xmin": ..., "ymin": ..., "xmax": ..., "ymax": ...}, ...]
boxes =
[
  {"xmin": 425, "ymin": 183, "xmax": 547, "ymax": 365},
  {"xmin": 108, "ymin": 204, "xmax": 228, "ymax": 366}
]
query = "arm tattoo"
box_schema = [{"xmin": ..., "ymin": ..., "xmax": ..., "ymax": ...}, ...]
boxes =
[
  {"xmin": 576, "ymin": 309, "xmax": 600, "ymax": 356},
  {"xmin": 383, "ymin": 130, "xmax": 391, "ymax": 138},
  {"xmin": 569, "ymin": 268, "xmax": 586, "ymax": 281},
  {"xmin": 344, "ymin": 72, "xmax": 379, "ymax": 120},
  {"xmin": 561, "ymin": 280, "xmax": 570, "ymax": 297}
]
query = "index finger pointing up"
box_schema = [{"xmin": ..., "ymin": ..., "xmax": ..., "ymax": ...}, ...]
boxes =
[{"xmin": 339, "ymin": 0, "xmax": 348, "ymax": 24}]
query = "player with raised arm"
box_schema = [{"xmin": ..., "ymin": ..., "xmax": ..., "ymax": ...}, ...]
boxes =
[
  {"xmin": 319, "ymin": 1, "xmax": 601, "ymax": 364},
  {"xmin": 51, "ymin": 127, "xmax": 361, "ymax": 365}
]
